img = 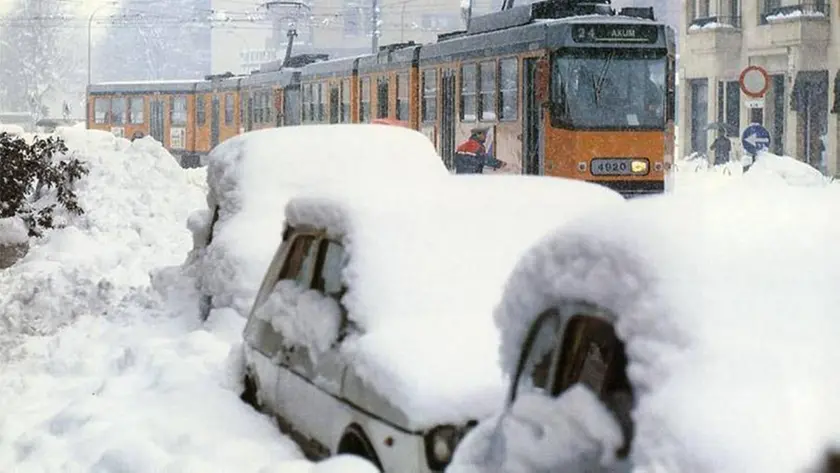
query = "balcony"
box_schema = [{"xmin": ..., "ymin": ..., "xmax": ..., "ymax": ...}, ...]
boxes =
[
  {"xmin": 685, "ymin": 16, "xmax": 742, "ymax": 54},
  {"xmin": 758, "ymin": 2, "xmax": 831, "ymax": 48}
]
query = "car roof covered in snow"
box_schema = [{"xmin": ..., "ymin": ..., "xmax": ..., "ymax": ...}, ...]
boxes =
[
  {"xmin": 283, "ymin": 174, "xmax": 625, "ymax": 428},
  {"xmin": 493, "ymin": 183, "xmax": 840, "ymax": 472},
  {"xmin": 196, "ymin": 124, "xmax": 449, "ymax": 322}
]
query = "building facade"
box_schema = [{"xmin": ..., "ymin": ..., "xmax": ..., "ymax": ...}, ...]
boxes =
[
  {"xmin": 210, "ymin": 0, "xmax": 498, "ymax": 75},
  {"xmin": 680, "ymin": 0, "xmax": 838, "ymax": 174}
]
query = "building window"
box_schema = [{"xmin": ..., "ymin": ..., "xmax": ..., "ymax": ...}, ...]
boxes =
[
  {"xmin": 128, "ymin": 97, "xmax": 144, "ymax": 124},
  {"xmin": 94, "ymin": 98, "xmax": 110, "ymax": 124},
  {"xmin": 760, "ymin": 0, "xmax": 781, "ymax": 23},
  {"xmin": 225, "ymin": 94, "xmax": 234, "ymax": 126},
  {"xmin": 340, "ymin": 79, "xmax": 350, "ymax": 123},
  {"xmin": 461, "ymin": 63, "xmax": 477, "ymax": 121},
  {"xmin": 696, "ymin": 0, "xmax": 710, "ymax": 18},
  {"xmin": 422, "ymin": 68, "xmax": 437, "ymax": 123},
  {"xmin": 420, "ymin": 14, "xmax": 459, "ymax": 31},
  {"xmin": 342, "ymin": 1, "xmax": 370, "ymax": 37},
  {"xmin": 111, "ymin": 97, "xmax": 126, "ymax": 125},
  {"xmin": 499, "ymin": 58, "xmax": 518, "ymax": 121},
  {"xmin": 171, "ymin": 96, "xmax": 187, "ymax": 126},
  {"xmin": 396, "ymin": 73, "xmax": 409, "ymax": 120},
  {"xmin": 479, "ymin": 61, "xmax": 496, "ymax": 121},
  {"xmin": 360, "ymin": 77, "xmax": 371, "ymax": 122},
  {"xmin": 196, "ymin": 95, "xmax": 206, "ymax": 126},
  {"xmin": 722, "ymin": 81, "xmax": 740, "ymax": 137}
]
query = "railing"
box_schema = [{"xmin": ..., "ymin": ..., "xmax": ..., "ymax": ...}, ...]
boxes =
[
  {"xmin": 760, "ymin": 2, "xmax": 830, "ymax": 25},
  {"xmin": 689, "ymin": 15, "xmax": 742, "ymax": 30}
]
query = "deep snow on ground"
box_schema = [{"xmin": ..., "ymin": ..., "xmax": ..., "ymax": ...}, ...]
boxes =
[
  {"xmin": 0, "ymin": 126, "xmax": 835, "ymax": 472},
  {"xmin": 0, "ymin": 128, "xmax": 376, "ymax": 472}
]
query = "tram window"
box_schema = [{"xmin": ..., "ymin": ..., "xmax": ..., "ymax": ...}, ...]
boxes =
[
  {"xmin": 340, "ymin": 79, "xmax": 351, "ymax": 123},
  {"xmin": 479, "ymin": 61, "xmax": 496, "ymax": 121},
  {"xmin": 128, "ymin": 97, "xmax": 144, "ymax": 124},
  {"xmin": 95, "ymin": 98, "xmax": 110, "ymax": 124},
  {"xmin": 317, "ymin": 83, "xmax": 326, "ymax": 122},
  {"xmin": 422, "ymin": 69, "xmax": 437, "ymax": 123},
  {"xmin": 111, "ymin": 97, "xmax": 126, "ymax": 125},
  {"xmin": 360, "ymin": 78, "xmax": 371, "ymax": 122},
  {"xmin": 460, "ymin": 63, "xmax": 477, "ymax": 121},
  {"xmin": 265, "ymin": 91, "xmax": 273, "ymax": 123},
  {"xmin": 239, "ymin": 94, "xmax": 246, "ymax": 127},
  {"xmin": 396, "ymin": 73, "xmax": 409, "ymax": 120},
  {"xmin": 499, "ymin": 58, "xmax": 518, "ymax": 121},
  {"xmin": 376, "ymin": 77, "xmax": 389, "ymax": 119},
  {"xmin": 171, "ymin": 96, "xmax": 187, "ymax": 126},
  {"xmin": 302, "ymin": 84, "xmax": 311, "ymax": 123},
  {"xmin": 196, "ymin": 95, "xmax": 206, "ymax": 126},
  {"xmin": 225, "ymin": 94, "xmax": 234, "ymax": 126}
]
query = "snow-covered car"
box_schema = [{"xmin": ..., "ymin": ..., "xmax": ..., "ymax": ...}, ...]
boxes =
[
  {"xmin": 238, "ymin": 175, "xmax": 625, "ymax": 472},
  {"xmin": 185, "ymin": 124, "xmax": 449, "ymax": 322},
  {"xmin": 447, "ymin": 184, "xmax": 840, "ymax": 473}
]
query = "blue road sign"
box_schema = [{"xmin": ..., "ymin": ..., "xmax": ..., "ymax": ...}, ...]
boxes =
[{"xmin": 741, "ymin": 124, "xmax": 771, "ymax": 155}]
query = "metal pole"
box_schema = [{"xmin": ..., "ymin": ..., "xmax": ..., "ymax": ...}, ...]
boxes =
[{"xmin": 371, "ymin": 0, "xmax": 379, "ymax": 53}]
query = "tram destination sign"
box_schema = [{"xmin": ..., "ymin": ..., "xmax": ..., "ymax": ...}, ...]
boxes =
[{"xmin": 572, "ymin": 24, "xmax": 659, "ymax": 44}]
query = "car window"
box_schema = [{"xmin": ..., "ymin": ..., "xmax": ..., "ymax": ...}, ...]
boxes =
[
  {"xmin": 243, "ymin": 309, "xmax": 284, "ymax": 358},
  {"xmin": 312, "ymin": 239, "xmax": 346, "ymax": 299},
  {"xmin": 279, "ymin": 234, "xmax": 319, "ymax": 287}
]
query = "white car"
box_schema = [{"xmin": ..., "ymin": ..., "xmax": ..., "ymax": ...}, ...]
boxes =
[
  {"xmin": 448, "ymin": 185, "xmax": 840, "ymax": 473},
  {"xmin": 238, "ymin": 175, "xmax": 624, "ymax": 471},
  {"xmin": 185, "ymin": 124, "xmax": 449, "ymax": 322}
]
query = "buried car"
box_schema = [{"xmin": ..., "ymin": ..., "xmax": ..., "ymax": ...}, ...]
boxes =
[
  {"xmin": 184, "ymin": 124, "xmax": 449, "ymax": 322},
  {"xmin": 447, "ymin": 184, "xmax": 840, "ymax": 473},
  {"xmin": 237, "ymin": 175, "xmax": 625, "ymax": 472}
]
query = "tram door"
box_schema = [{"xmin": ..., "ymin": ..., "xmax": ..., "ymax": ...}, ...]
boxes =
[
  {"xmin": 150, "ymin": 97, "xmax": 165, "ymax": 144},
  {"xmin": 522, "ymin": 58, "xmax": 543, "ymax": 175},
  {"xmin": 329, "ymin": 86, "xmax": 340, "ymax": 124},
  {"xmin": 440, "ymin": 68, "xmax": 457, "ymax": 169},
  {"xmin": 211, "ymin": 95, "xmax": 221, "ymax": 147}
]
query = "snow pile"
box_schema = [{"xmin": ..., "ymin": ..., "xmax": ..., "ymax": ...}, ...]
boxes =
[
  {"xmin": 688, "ymin": 21, "xmax": 736, "ymax": 31},
  {"xmin": 488, "ymin": 184, "xmax": 840, "ymax": 472},
  {"xmin": 0, "ymin": 128, "xmax": 206, "ymax": 339},
  {"xmin": 0, "ymin": 216, "xmax": 28, "ymax": 246},
  {"xmin": 0, "ymin": 124, "xmax": 25, "ymax": 135},
  {"xmin": 284, "ymin": 175, "xmax": 625, "ymax": 428},
  {"xmin": 447, "ymin": 385, "xmax": 625, "ymax": 473},
  {"xmin": 744, "ymin": 150, "xmax": 833, "ymax": 187},
  {"xmin": 0, "ymin": 127, "xmax": 382, "ymax": 472},
  {"xmin": 192, "ymin": 124, "xmax": 449, "ymax": 320}
]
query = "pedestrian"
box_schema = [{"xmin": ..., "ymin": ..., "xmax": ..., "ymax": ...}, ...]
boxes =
[{"xmin": 710, "ymin": 131, "xmax": 731, "ymax": 166}]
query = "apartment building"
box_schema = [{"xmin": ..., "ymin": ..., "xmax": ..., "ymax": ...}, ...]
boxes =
[
  {"xmin": 210, "ymin": 0, "xmax": 495, "ymax": 75},
  {"xmin": 680, "ymin": 0, "xmax": 838, "ymax": 174}
]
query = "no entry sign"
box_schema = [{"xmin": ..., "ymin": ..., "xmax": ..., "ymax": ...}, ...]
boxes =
[{"xmin": 739, "ymin": 65, "xmax": 770, "ymax": 98}]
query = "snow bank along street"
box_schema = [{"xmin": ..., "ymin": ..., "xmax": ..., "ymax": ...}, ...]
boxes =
[{"xmin": 0, "ymin": 124, "xmax": 839, "ymax": 472}]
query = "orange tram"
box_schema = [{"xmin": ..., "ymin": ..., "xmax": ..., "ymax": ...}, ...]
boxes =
[{"xmin": 86, "ymin": 0, "xmax": 676, "ymax": 197}]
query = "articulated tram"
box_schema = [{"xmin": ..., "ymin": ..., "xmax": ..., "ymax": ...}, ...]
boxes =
[{"xmin": 87, "ymin": 0, "xmax": 676, "ymax": 196}]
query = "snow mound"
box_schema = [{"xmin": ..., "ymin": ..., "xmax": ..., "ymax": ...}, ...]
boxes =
[
  {"xmin": 0, "ymin": 217, "xmax": 28, "ymax": 246},
  {"xmin": 191, "ymin": 124, "xmax": 449, "ymax": 320},
  {"xmin": 0, "ymin": 128, "xmax": 207, "ymax": 341},
  {"xmin": 493, "ymin": 185, "xmax": 840, "ymax": 472},
  {"xmin": 744, "ymin": 150, "xmax": 833, "ymax": 187},
  {"xmin": 284, "ymin": 175, "xmax": 624, "ymax": 428},
  {"xmin": 447, "ymin": 385, "xmax": 624, "ymax": 473}
]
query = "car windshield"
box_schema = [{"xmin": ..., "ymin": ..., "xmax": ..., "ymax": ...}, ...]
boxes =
[{"xmin": 551, "ymin": 49, "xmax": 667, "ymax": 130}]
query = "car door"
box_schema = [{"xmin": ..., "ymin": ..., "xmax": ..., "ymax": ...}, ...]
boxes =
[
  {"xmin": 275, "ymin": 237, "xmax": 353, "ymax": 449},
  {"xmin": 245, "ymin": 231, "xmax": 320, "ymax": 412}
]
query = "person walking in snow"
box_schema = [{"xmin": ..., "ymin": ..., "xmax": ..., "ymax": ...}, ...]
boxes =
[
  {"xmin": 454, "ymin": 127, "xmax": 507, "ymax": 174},
  {"xmin": 710, "ymin": 131, "xmax": 731, "ymax": 166}
]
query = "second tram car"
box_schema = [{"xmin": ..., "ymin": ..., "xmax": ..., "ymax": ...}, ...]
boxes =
[{"xmin": 87, "ymin": 0, "xmax": 675, "ymax": 197}]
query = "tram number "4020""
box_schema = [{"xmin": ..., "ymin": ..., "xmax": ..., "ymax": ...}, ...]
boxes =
[{"xmin": 590, "ymin": 158, "xmax": 649, "ymax": 176}]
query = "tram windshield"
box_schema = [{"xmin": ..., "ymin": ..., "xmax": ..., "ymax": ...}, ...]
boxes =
[{"xmin": 550, "ymin": 49, "xmax": 667, "ymax": 130}]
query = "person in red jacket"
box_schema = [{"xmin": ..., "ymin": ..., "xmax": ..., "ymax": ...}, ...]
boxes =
[{"xmin": 454, "ymin": 127, "xmax": 507, "ymax": 174}]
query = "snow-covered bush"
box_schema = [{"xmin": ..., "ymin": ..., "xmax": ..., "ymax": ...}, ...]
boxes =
[{"xmin": 0, "ymin": 132, "xmax": 88, "ymax": 237}]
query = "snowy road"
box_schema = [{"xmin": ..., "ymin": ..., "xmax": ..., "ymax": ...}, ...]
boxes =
[{"xmin": 0, "ymin": 127, "xmax": 835, "ymax": 472}]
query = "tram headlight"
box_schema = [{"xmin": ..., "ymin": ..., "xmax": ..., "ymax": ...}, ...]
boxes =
[{"xmin": 631, "ymin": 160, "xmax": 648, "ymax": 174}]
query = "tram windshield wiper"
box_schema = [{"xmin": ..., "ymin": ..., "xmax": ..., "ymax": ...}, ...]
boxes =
[{"xmin": 593, "ymin": 51, "xmax": 615, "ymax": 105}]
